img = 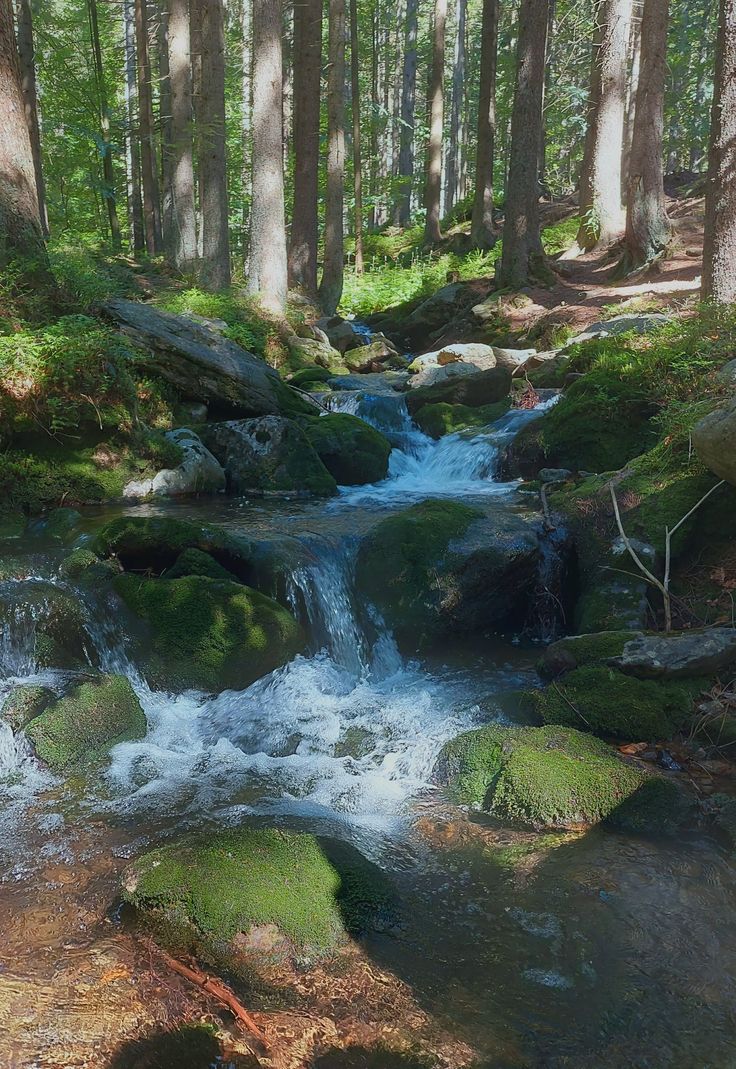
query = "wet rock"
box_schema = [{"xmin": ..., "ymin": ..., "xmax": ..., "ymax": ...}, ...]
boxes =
[
  {"xmin": 405, "ymin": 366, "xmax": 512, "ymax": 416},
  {"xmin": 25, "ymin": 674, "xmax": 146, "ymax": 770},
  {"xmin": 614, "ymin": 628, "xmax": 736, "ymax": 679},
  {"xmin": 202, "ymin": 416, "xmax": 338, "ymax": 497},
  {"xmin": 0, "ymin": 582, "xmax": 97, "ymax": 671},
  {"xmin": 113, "ymin": 573, "xmax": 305, "ymax": 692},
  {"xmin": 692, "ymin": 397, "xmax": 736, "ymax": 486},
  {"xmin": 435, "ymin": 723, "xmax": 688, "ymax": 832},
  {"xmin": 302, "ymin": 413, "xmax": 392, "ymax": 485},
  {"xmin": 93, "ymin": 515, "xmax": 256, "ymax": 579},
  {"xmin": 121, "ymin": 827, "xmax": 394, "ymax": 980},
  {"xmin": 315, "ymin": 315, "xmax": 367, "ymax": 354},
  {"xmin": 123, "ymin": 428, "xmax": 225, "ymax": 500},
  {"xmin": 26, "ymin": 507, "xmax": 83, "ymax": 543},
  {"xmin": 1, "ymin": 684, "xmax": 54, "ymax": 732},
  {"xmin": 413, "ymin": 398, "xmax": 511, "ymax": 439}
]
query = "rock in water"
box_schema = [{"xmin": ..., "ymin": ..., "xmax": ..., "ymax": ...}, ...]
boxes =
[
  {"xmin": 405, "ymin": 366, "xmax": 512, "ymax": 415},
  {"xmin": 202, "ymin": 416, "xmax": 338, "ymax": 496},
  {"xmin": 123, "ymin": 428, "xmax": 225, "ymax": 500},
  {"xmin": 614, "ymin": 628, "xmax": 736, "ymax": 679},
  {"xmin": 692, "ymin": 398, "xmax": 736, "ymax": 486},
  {"xmin": 1, "ymin": 685, "xmax": 54, "ymax": 732},
  {"xmin": 302, "ymin": 413, "xmax": 392, "ymax": 485}
]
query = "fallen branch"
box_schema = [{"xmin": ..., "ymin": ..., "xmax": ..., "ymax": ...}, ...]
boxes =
[{"xmin": 155, "ymin": 945, "xmax": 268, "ymax": 1046}]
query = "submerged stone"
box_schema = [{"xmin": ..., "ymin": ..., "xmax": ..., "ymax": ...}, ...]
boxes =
[
  {"xmin": 0, "ymin": 582, "xmax": 96, "ymax": 671},
  {"xmin": 302, "ymin": 413, "xmax": 392, "ymax": 485}
]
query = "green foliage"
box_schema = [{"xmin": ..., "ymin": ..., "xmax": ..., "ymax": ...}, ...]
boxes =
[{"xmin": 156, "ymin": 287, "xmax": 286, "ymax": 364}]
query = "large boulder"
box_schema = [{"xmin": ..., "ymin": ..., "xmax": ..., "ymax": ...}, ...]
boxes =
[
  {"xmin": 287, "ymin": 335, "xmax": 347, "ymax": 374},
  {"xmin": 567, "ymin": 313, "xmax": 671, "ymax": 346},
  {"xmin": 315, "ymin": 315, "xmax": 367, "ymax": 354},
  {"xmin": 121, "ymin": 827, "xmax": 394, "ymax": 980},
  {"xmin": 356, "ymin": 499, "xmax": 542, "ymax": 648},
  {"xmin": 434, "ymin": 723, "xmax": 687, "ymax": 832},
  {"xmin": 692, "ymin": 398, "xmax": 736, "ymax": 486},
  {"xmin": 413, "ymin": 399, "xmax": 511, "ymax": 439},
  {"xmin": 614, "ymin": 628, "xmax": 736, "ymax": 679},
  {"xmin": 405, "ymin": 366, "xmax": 512, "ymax": 417},
  {"xmin": 303, "ymin": 413, "xmax": 392, "ymax": 485},
  {"xmin": 202, "ymin": 416, "xmax": 338, "ymax": 497},
  {"xmin": 401, "ymin": 282, "xmax": 483, "ymax": 345},
  {"xmin": 93, "ymin": 516, "xmax": 256, "ymax": 579},
  {"xmin": 1, "ymin": 684, "xmax": 54, "ymax": 732},
  {"xmin": 25, "ymin": 674, "xmax": 146, "ymax": 770},
  {"xmin": 122, "ymin": 428, "xmax": 225, "ymax": 500},
  {"xmin": 103, "ymin": 298, "xmax": 312, "ymax": 417},
  {"xmin": 113, "ymin": 573, "xmax": 305, "ymax": 691},
  {"xmin": 343, "ymin": 338, "xmax": 401, "ymax": 373},
  {"xmin": 407, "ymin": 361, "xmax": 482, "ymax": 391}
]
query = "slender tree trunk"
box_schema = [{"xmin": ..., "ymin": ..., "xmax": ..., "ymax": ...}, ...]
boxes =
[
  {"xmin": 158, "ymin": 0, "xmax": 174, "ymax": 253},
  {"xmin": 621, "ymin": 5, "xmax": 641, "ymax": 193},
  {"xmin": 135, "ymin": 0, "xmax": 163, "ymax": 254},
  {"xmin": 702, "ymin": 0, "xmax": 736, "ymax": 302},
  {"xmin": 248, "ymin": 0, "xmax": 287, "ymax": 310},
  {"xmin": 282, "ymin": 1, "xmax": 294, "ymax": 165},
  {"xmin": 88, "ymin": 0, "xmax": 122, "ymax": 249},
  {"xmin": 369, "ymin": 6, "xmax": 379, "ymax": 228},
  {"xmin": 166, "ymin": 0, "xmax": 197, "ymax": 270},
  {"xmin": 15, "ymin": 0, "xmax": 47, "ymax": 237},
  {"xmin": 124, "ymin": 0, "xmax": 145, "ymax": 253},
  {"xmin": 575, "ymin": 0, "xmax": 633, "ymax": 251},
  {"xmin": 496, "ymin": 0, "xmax": 551, "ymax": 288},
  {"xmin": 349, "ymin": 0, "xmax": 364, "ymax": 273},
  {"xmin": 538, "ymin": 0, "xmax": 556, "ymax": 182},
  {"xmin": 394, "ymin": 0, "xmax": 417, "ymax": 225},
  {"xmin": 193, "ymin": 0, "xmax": 230, "ymax": 288},
  {"xmin": 470, "ymin": 0, "xmax": 499, "ymax": 247},
  {"xmin": 0, "ymin": 0, "xmax": 49, "ymax": 278},
  {"xmin": 241, "ymin": 0, "xmax": 252, "ymax": 261},
  {"xmin": 619, "ymin": 0, "xmax": 670, "ymax": 273},
  {"xmin": 423, "ymin": 0, "xmax": 447, "ymax": 243},
  {"xmin": 318, "ymin": 0, "xmax": 346, "ymax": 314},
  {"xmin": 288, "ymin": 0, "xmax": 322, "ymax": 295},
  {"xmin": 444, "ymin": 0, "xmax": 466, "ymax": 217}
]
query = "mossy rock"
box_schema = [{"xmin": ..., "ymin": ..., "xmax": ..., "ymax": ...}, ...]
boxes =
[
  {"xmin": 289, "ymin": 366, "xmax": 334, "ymax": 387},
  {"xmin": 302, "ymin": 413, "xmax": 392, "ymax": 485},
  {"xmin": 0, "ymin": 509, "xmax": 26, "ymax": 539},
  {"xmin": 534, "ymin": 665, "xmax": 700, "ymax": 740},
  {"xmin": 25, "ymin": 674, "xmax": 146, "ymax": 770},
  {"xmin": 114, "ymin": 574, "xmax": 305, "ymax": 692},
  {"xmin": 163, "ymin": 547, "xmax": 237, "ymax": 582},
  {"xmin": 435, "ymin": 723, "xmax": 686, "ymax": 832},
  {"xmin": 413, "ymin": 399, "xmax": 511, "ymax": 439},
  {"xmin": 27, "ymin": 507, "xmax": 83, "ymax": 543},
  {"xmin": 0, "ymin": 582, "xmax": 96, "ymax": 670},
  {"xmin": 538, "ymin": 631, "xmax": 639, "ymax": 678},
  {"xmin": 93, "ymin": 516, "xmax": 255, "ymax": 580},
  {"xmin": 0, "ymin": 684, "xmax": 54, "ymax": 732},
  {"xmin": 405, "ymin": 366, "xmax": 512, "ymax": 417},
  {"xmin": 121, "ymin": 827, "xmax": 395, "ymax": 979}
]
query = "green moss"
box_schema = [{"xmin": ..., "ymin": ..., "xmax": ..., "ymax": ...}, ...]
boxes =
[
  {"xmin": 412, "ymin": 399, "xmax": 511, "ymax": 439},
  {"xmin": 302, "ymin": 413, "xmax": 392, "ymax": 485},
  {"xmin": 163, "ymin": 547, "xmax": 236, "ymax": 582},
  {"xmin": 114, "ymin": 574, "xmax": 305, "ymax": 692},
  {"xmin": 535, "ymin": 665, "xmax": 700, "ymax": 740},
  {"xmin": 406, "ymin": 367, "xmax": 512, "ymax": 417},
  {"xmin": 122, "ymin": 827, "xmax": 394, "ymax": 975},
  {"xmin": 436, "ymin": 723, "xmax": 685, "ymax": 832},
  {"xmin": 0, "ymin": 685, "xmax": 54, "ymax": 732},
  {"xmin": 59, "ymin": 546, "xmax": 118, "ymax": 582},
  {"xmin": 93, "ymin": 516, "xmax": 255, "ymax": 579},
  {"xmin": 0, "ymin": 509, "xmax": 26, "ymax": 538},
  {"xmin": 25, "ymin": 674, "xmax": 146, "ymax": 770},
  {"xmin": 539, "ymin": 631, "xmax": 635, "ymax": 678},
  {"xmin": 289, "ymin": 366, "xmax": 334, "ymax": 387}
]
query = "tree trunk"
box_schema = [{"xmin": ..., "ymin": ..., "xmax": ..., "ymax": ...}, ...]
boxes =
[
  {"xmin": 123, "ymin": 0, "xmax": 145, "ymax": 253},
  {"xmin": 621, "ymin": 7, "xmax": 641, "ymax": 193},
  {"xmin": 135, "ymin": 0, "xmax": 163, "ymax": 254},
  {"xmin": 702, "ymin": 0, "xmax": 736, "ymax": 302},
  {"xmin": 166, "ymin": 0, "xmax": 197, "ymax": 270},
  {"xmin": 158, "ymin": 0, "xmax": 174, "ymax": 253},
  {"xmin": 194, "ymin": 0, "xmax": 231, "ymax": 288},
  {"xmin": 423, "ymin": 0, "xmax": 447, "ymax": 244},
  {"xmin": 576, "ymin": 0, "xmax": 633, "ymax": 251},
  {"xmin": 88, "ymin": 0, "xmax": 123, "ymax": 249},
  {"xmin": 349, "ymin": 0, "xmax": 364, "ymax": 274},
  {"xmin": 248, "ymin": 0, "xmax": 287, "ymax": 311},
  {"xmin": 15, "ymin": 0, "xmax": 47, "ymax": 237},
  {"xmin": 288, "ymin": 0, "xmax": 322, "ymax": 295},
  {"xmin": 318, "ymin": 0, "xmax": 346, "ymax": 315},
  {"xmin": 619, "ymin": 0, "xmax": 670, "ymax": 273},
  {"xmin": 470, "ymin": 0, "xmax": 499, "ymax": 248},
  {"xmin": 0, "ymin": 0, "xmax": 49, "ymax": 277},
  {"xmin": 241, "ymin": 0, "xmax": 252, "ymax": 261},
  {"xmin": 496, "ymin": 0, "xmax": 551, "ymax": 288},
  {"xmin": 444, "ymin": 0, "xmax": 466, "ymax": 217}
]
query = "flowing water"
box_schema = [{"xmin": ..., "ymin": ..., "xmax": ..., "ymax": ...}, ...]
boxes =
[{"xmin": 1, "ymin": 385, "xmax": 736, "ymax": 1068}]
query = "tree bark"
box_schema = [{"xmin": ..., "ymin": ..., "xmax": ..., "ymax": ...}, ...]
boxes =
[
  {"xmin": 496, "ymin": 0, "xmax": 551, "ymax": 288},
  {"xmin": 135, "ymin": 0, "xmax": 163, "ymax": 254},
  {"xmin": 470, "ymin": 0, "xmax": 499, "ymax": 247},
  {"xmin": 444, "ymin": 0, "xmax": 466, "ymax": 217},
  {"xmin": 194, "ymin": 0, "xmax": 230, "ymax": 288},
  {"xmin": 423, "ymin": 0, "xmax": 447, "ymax": 243},
  {"xmin": 702, "ymin": 0, "xmax": 736, "ymax": 302},
  {"xmin": 88, "ymin": 0, "xmax": 123, "ymax": 249},
  {"xmin": 241, "ymin": 0, "xmax": 252, "ymax": 260},
  {"xmin": 575, "ymin": 0, "xmax": 633, "ymax": 251},
  {"xmin": 619, "ymin": 0, "xmax": 671, "ymax": 273},
  {"xmin": 349, "ymin": 0, "xmax": 364, "ymax": 274},
  {"xmin": 158, "ymin": 0, "xmax": 174, "ymax": 252},
  {"xmin": 248, "ymin": 0, "xmax": 288, "ymax": 311},
  {"xmin": 288, "ymin": 0, "xmax": 322, "ymax": 294},
  {"xmin": 123, "ymin": 0, "xmax": 145, "ymax": 253},
  {"xmin": 621, "ymin": 7, "xmax": 641, "ymax": 194},
  {"xmin": 166, "ymin": 0, "xmax": 197, "ymax": 270},
  {"xmin": 14, "ymin": 0, "xmax": 47, "ymax": 237},
  {"xmin": 318, "ymin": 0, "xmax": 346, "ymax": 315}
]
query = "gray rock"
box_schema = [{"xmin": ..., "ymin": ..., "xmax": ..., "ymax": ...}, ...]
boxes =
[
  {"xmin": 614, "ymin": 628, "xmax": 736, "ymax": 679},
  {"xmin": 405, "ymin": 365, "xmax": 513, "ymax": 415},
  {"xmin": 174, "ymin": 401, "xmax": 208, "ymax": 425},
  {"xmin": 716, "ymin": 359, "xmax": 736, "ymax": 387},
  {"xmin": 344, "ymin": 338, "xmax": 399, "ymax": 372},
  {"xmin": 539, "ymin": 468, "xmax": 573, "ymax": 484},
  {"xmin": 103, "ymin": 298, "xmax": 285, "ymax": 415},
  {"xmin": 123, "ymin": 429, "xmax": 225, "ymax": 500},
  {"xmin": 492, "ymin": 346, "xmax": 537, "ymax": 372},
  {"xmin": 315, "ymin": 315, "xmax": 367, "ymax": 354},
  {"xmin": 567, "ymin": 313, "xmax": 671, "ymax": 346},
  {"xmin": 407, "ymin": 361, "xmax": 482, "ymax": 390},
  {"xmin": 437, "ymin": 342, "xmax": 498, "ymax": 370},
  {"xmin": 692, "ymin": 397, "xmax": 736, "ymax": 486},
  {"xmin": 286, "ymin": 335, "xmax": 346, "ymax": 373},
  {"xmin": 403, "ymin": 282, "xmax": 482, "ymax": 342}
]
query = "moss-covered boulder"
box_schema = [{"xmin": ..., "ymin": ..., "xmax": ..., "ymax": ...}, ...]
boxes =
[
  {"xmin": 114, "ymin": 574, "xmax": 305, "ymax": 692},
  {"xmin": 163, "ymin": 547, "xmax": 237, "ymax": 582},
  {"xmin": 289, "ymin": 366, "xmax": 334, "ymax": 388},
  {"xmin": 25, "ymin": 674, "xmax": 146, "ymax": 770},
  {"xmin": 412, "ymin": 399, "xmax": 511, "ymax": 439},
  {"xmin": 59, "ymin": 547, "xmax": 119, "ymax": 582},
  {"xmin": 0, "ymin": 684, "xmax": 54, "ymax": 732},
  {"xmin": 405, "ymin": 366, "xmax": 512, "ymax": 417},
  {"xmin": 0, "ymin": 582, "xmax": 96, "ymax": 670},
  {"xmin": 302, "ymin": 413, "xmax": 392, "ymax": 485},
  {"xmin": 534, "ymin": 665, "xmax": 700, "ymax": 740},
  {"xmin": 121, "ymin": 827, "xmax": 394, "ymax": 980},
  {"xmin": 93, "ymin": 516, "xmax": 256, "ymax": 580},
  {"xmin": 538, "ymin": 631, "xmax": 638, "ymax": 679},
  {"xmin": 435, "ymin": 723, "xmax": 687, "ymax": 832}
]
